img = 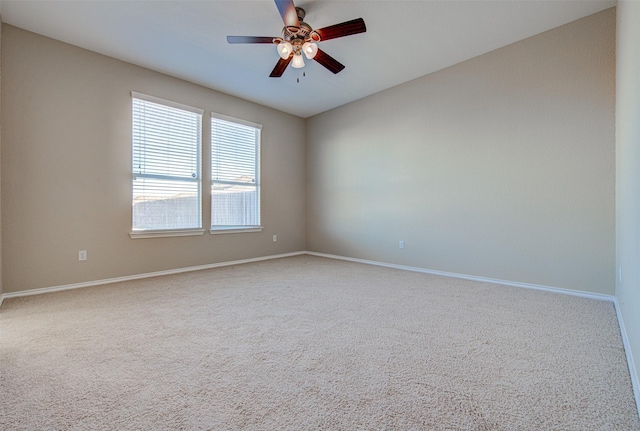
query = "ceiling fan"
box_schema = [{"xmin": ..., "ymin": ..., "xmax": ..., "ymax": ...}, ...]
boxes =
[{"xmin": 227, "ymin": 0, "xmax": 366, "ymax": 77}]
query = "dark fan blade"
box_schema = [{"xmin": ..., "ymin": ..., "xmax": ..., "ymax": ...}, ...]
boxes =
[
  {"xmin": 274, "ymin": 0, "xmax": 299, "ymax": 28},
  {"xmin": 313, "ymin": 48, "xmax": 345, "ymax": 74},
  {"xmin": 227, "ymin": 36, "xmax": 275, "ymax": 44},
  {"xmin": 270, "ymin": 56, "xmax": 293, "ymax": 77},
  {"xmin": 315, "ymin": 18, "xmax": 366, "ymax": 41}
]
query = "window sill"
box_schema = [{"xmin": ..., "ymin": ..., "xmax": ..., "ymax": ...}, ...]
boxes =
[
  {"xmin": 129, "ymin": 229, "xmax": 206, "ymax": 239},
  {"xmin": 209, "ymin": 226, "xmax": 264, "ymax": 235}
]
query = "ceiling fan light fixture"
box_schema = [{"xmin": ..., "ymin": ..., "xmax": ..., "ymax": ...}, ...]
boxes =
[
  {"xmin": 302, "ymin": 41, "xmax": 318, "ymax": 59},
  {"xmin": 277, "ymin": 41, "xmax": 293, "ymax": 59},
  {"xmin": 291, "ymin": 52, "xmax": 305, "ymax": 68},
  {"xmin": 227, "ymin": 0, "xmax": 367, "ymax": 78}
]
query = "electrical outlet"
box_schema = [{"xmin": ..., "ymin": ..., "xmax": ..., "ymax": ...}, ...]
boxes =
[
  {"xmin": 79, "ymin": 250, "xmax": 87, "ymax": 261},
  {"xmin": 273, "ymin": 235, "xmax": 277, "ymax": 242},
  {"xmin": 399, "ymin": 240, "xmax": 405, "ymax": 249}
]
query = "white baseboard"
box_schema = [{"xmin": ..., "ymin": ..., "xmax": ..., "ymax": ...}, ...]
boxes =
[
  {"xmin": 305, "ymin": 251, "xmax": 615, "ymax": 302},
  {"xmin": 0, "ymin": 251, "xmax": 306, "ymax": 303},
  {"xmin": 614, "ymin": 298, "xmax": 640, "ymax": 419},
  {"xmin": 2, "ymin": 250, "xmax": 613, "ymax": 305}
]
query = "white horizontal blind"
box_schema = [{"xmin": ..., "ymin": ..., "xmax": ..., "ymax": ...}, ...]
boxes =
[
  {"xmin": 211, "ymin": 114, "xmax": 261, "ymax": 229},
  {"xmin": 132, "ymin": 94, "xmax": 202, "ymax": 231}
]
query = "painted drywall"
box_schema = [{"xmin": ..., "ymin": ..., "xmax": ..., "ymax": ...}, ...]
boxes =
[
  {"xmin": 1, "ymin": 25, "xmax": 306, "ymax": 293},
  {"xmin": 306, "ymin": 9, "xmax": 615, "ymax": 294},
  {"xmin": 616, "ymin": 0, "xmax": 640, "ymax": 407},
  {"xmin": 0, "ymin": 17, "xmax": 3, "ymax": 299}
]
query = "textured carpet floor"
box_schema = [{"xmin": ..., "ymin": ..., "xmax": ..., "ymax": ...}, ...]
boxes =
[{"xmin": 1, "ymin": 255, "xmax": 638, "ymax": 430}]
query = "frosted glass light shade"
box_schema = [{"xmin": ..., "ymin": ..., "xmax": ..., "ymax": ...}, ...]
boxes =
[
  {"xmin": 302, "ymin": 42, "xmax": 318, "ymax": 59},
  {"xmin": 277, "ymin": 42, "xmax": 293, "ymax": 59},
  {"xmin": 291, "ymin": 53, "xmax": 305, "ymax": 68}
]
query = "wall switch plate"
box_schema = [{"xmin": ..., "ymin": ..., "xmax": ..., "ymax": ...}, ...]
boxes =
[
  {"xmin": 273, "ymin": 235, "xmax": 277, "ymax": 242},
  {"xmin": 79, "ymin": 250, "xmax": 87, "ymax": 261},
  {"xmin": 399, "ymin": 240, "xmax": 405, "ymax": 249}
]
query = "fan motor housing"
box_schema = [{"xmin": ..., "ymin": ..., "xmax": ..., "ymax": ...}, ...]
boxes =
[
  {"xmin": 282, "ymin": 7, "xmax": 317, "ymax": 42},
  {"xmin": 284, "ymin": 21, "xmax": 312, "ymax": 40}
]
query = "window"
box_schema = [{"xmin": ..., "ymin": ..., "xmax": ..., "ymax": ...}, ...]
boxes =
[
  {"xmin": 211, "ymin": 113, "xmax": 262, "ymax": 233},
  {"xmin": 131, "ymin": 92, "xmax": 204, "ymax": 237}
]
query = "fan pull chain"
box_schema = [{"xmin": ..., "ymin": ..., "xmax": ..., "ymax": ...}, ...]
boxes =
[{"xmin": 297, "ymin": 71, "xmax": 306, "ymax": 84}]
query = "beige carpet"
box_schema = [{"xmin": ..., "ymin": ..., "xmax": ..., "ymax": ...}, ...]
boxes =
[{"xmin": 1, "ymin": 255, "xmax": 638, "ymax": 430}]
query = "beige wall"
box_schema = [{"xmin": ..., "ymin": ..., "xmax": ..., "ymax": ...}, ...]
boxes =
[
  {"xmin": 616, "ymin": 0, "xmax": 640, "ymax": 406},
  {"xmin": 0, "ymin": 9, "xmax": 618, "ymax": 298},
  {"xmin": 306, "ymin": 9, "xmax": 615, "ymax": 294},
  {"xmin": 0, "ymin": 17, "xmax": 3, "ymax": 298},
  {"xmin": 1, "ymin": 25, "xmax": 306, "ymax": 293}
]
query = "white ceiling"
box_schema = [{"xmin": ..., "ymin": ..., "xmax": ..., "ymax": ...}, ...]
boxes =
[{"xmin": 0, "ymin": 0, "xmax": 614, "ymax": 118}]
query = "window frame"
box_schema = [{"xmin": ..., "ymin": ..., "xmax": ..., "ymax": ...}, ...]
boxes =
[
  {"xmin": 210, "ymin": 112, "xmax": 263, "ymax": 235},
  {"xmin": 129, "ymin": 92, "xmax": 206, "ymax": 239}
]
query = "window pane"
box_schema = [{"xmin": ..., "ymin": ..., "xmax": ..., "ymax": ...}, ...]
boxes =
[
  {"xmin": 211, "ymin": 121, "xmax": 258, "ymax": 183},
  {"xmin": 211, "ymin": 183, "xmax": 259, "ymax": 227},
  {"xmin": 133, "ymin": 99, "xmax": 200, "ymax": 179},
  {"xmin": 132, "ymin": 95, "xmax": 202, "ymax": 231},
  {"xmin": 133, "ymin": 178, "xmax": 200, "ymax": 230},
  {"xmin": 211, "ymin": 114, "xmax": 261, "ymax": 229}
]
